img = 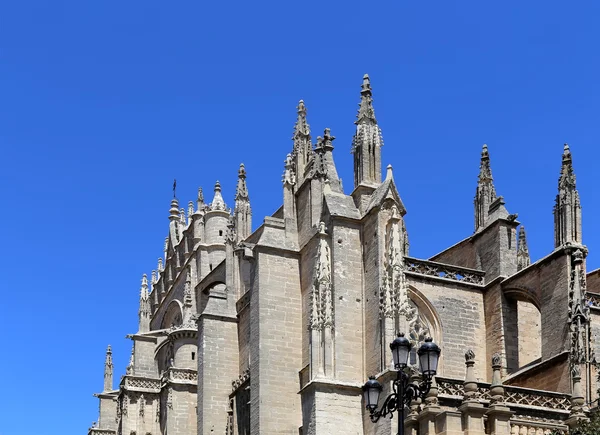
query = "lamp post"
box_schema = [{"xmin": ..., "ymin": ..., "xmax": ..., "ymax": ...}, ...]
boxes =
[{"xmin": 362, "ymin": 334, "xmax": 441, "ymax": 435}]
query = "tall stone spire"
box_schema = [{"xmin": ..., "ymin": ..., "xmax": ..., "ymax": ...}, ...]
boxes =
[
  {"xmin": 291, "ymin": 100, "xmax": 312, "ymax": 185},
  {"xmin": 138, "ymin": 274, "xmax": 151, "ymax": 333},
  {"xmin": 517, "ymin": 226, "xmax": 531, "ymax": 271},
  {"xmin": 474, "ymin": 144, "xmax": 497, "ymax": 231},
  {"xmin": 554, "ymin": 144, "xmax": 582, "ymax": 247},
  {"xmin": 209, "ymin": 181, "xmax": 227, "ymax": 211},
  {"xmin": 311, "ymin": 128, "xmax": 342, "ymax": 192},
  {"xmin": 103, "ymin": 345, "xmax": 113, "ymax": 392},
  {"xmin": 352, "ymin": 74, "xmax": 383, "ymax": 188},
  {"xmin": 234, "ymin": 163, "xmax": 252, "ymax": 241}
]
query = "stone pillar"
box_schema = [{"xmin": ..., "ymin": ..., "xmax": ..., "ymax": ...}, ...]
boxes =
[
  {"xmin": 486, "ymin": 353, "xmax": 513, "ymax": 435},
  {"xmin": 418, "ymin": 376, "xmax": 442, "ymax": 435},
  {"xmin": 566, "ymin": 364, "xmax": 588, "ymax": 429},
  {"xmin": 405, "ymin": 369, "xmax": 421, "ymax": 435},
  {"xmin": 458, "ymin": 350, "xmax": 486, "ymax": 435}
]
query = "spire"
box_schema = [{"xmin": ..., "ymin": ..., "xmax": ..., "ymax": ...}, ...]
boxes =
[
  {"xmin": 352, "ymin": 74, "xmax": 383, "ymax": 188},
  {"xmin": 209, "ymin": 181, "xmax": 227, "ymax": 211},
  {"xmin": 554, "ymin": 144, "xmax": 582, "ymax": 247},
  {"xmin": 291, "ymin": 100, "xmax": 312, "ymax": 185},
  {"xmin": 103, "ymin": 345, "xmax": 113, "ymax": 392},
  {"xmin": 138, "ymin": 274, "xmax": 151, "ymax": 333},
  {"xmin": 474, "ymin": 144, "xmax": 498, "ymax": 231},
  {"xmin": 311, "ymin": 128, "xmax": 342, "ymax": 192},
  {"xmin": 235, "ymin": 164, "xmax": 249, "ymax": 201},
  {"xmin": 234, "ymin": 164, "xmax": 252, "ymax": 241},
  {"xmin": 517, "ymin": 226, "xmax": 531, "ymax": 271}
]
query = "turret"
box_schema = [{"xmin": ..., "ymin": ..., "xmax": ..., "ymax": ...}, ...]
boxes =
[
  {"xmin": 474, "ymin": 144, "xmax": 497, "ymax": 231},
  {"xmin": 554, "ymin": 144, "xmax": 582, "ymax": 247},
  {"xmin": 138, "ymin": 274, "xmax": 151, "ymax": 333},
  {"xmin": 234, "ymin": 163, "xmax": 252, "ymax": 242},
  {"xmin": 103, "ymin": 345, "xmax": 113, "ymax": 392},
  {"xmin": 204, "ymin": 181, "xmax": 230, "ymax": 246},
  {"xmin": 291, "ymin": 100, "xmax": 312, "ymax": 185},
  {"xmin": 352, "ymin": 74, "xmax": 383, "ymax": 188},
  {"xmin": 516, "ymin": 226, "xmax": 531, "ymax": 271}
]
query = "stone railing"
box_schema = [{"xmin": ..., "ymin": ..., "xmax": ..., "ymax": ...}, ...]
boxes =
[
  {"xmin": 510, "ymin": 420, "xmax": 567, "ymax": 435},
  {"xmin": 404, "ymin": 257, "xmax": 485, "ymax": 286},
  {"xmin": 168, "ymin": 367, "xmax": 198, "ymax": 384},
  {"xmin": 585, "ymin": 292, "xmax": 600, "ymax": 309},
  {"xmin": 436, "ymin": 378, "xmax": 571, "ymax": 412},
  {"xmin": 88, "ymin": 429, "xmax": 116, "ymax": 435},
  {"xmin": 123, "ymin": 376, "xmax": 161, "ymax": 392}
]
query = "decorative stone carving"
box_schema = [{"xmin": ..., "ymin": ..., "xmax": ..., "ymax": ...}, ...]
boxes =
[
  {"xmin": 139, "ymin": 393, "xmax": 145, "ymax": 417},
  {"xmin": 309, "ymin": 222, "xmax": 333, "ymax": 331},
  {"xmin": 166, "ymin": 387, "xmax": 173, "ymax": 409},
  {"xmin": 404, "ymin": 257, "xmax": 485, "ymax": 285},
  {"xmin": 283, "ymin": 153, "xmax": 296, "ymax": 186},
  {"xmin": 232, "ymin": 368, "xmax": 250, "ymax": 393}
]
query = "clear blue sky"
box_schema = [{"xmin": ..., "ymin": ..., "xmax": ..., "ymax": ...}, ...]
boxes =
[{"xmin": 1, "ymin": 1, "xmax": 599, "ymax": 434}]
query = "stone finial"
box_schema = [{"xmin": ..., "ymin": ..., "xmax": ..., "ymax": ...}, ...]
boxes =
[
  {"xmin": 385, "ymin": 164, "xmax": 393, "ymax": 181},
  {"xmin": 151, "ymin": 270, "xmax": 157, "ymax": 284},
  {"xmin": 168, "ymin": 198, "xmax": 180, "ymax": 222},
  {"xmin": 210, "ymin": 181, "xmax": 227, "ymax": 211},
  {"xmin": 187, "ymin": 201, "xmax": 194, "ymax": 220},
  {"xmin": 489, "ymin": 353, "xmax": 505, "ymax": 404},
  {"xmin": 103, "ymin": 345, "xmax": 113, "ymax": 392},
  {"xmin": 517, "ymin": 226, "xmax": 531, "ymax": 271},
  {"xmin": 179, "ymin": 208, "xmax": 186, "ymax": 226},
  {"xmin": 463, "ymin": 349, "xmax": 478, "ymax": 403},
  {"xmin": 322, "ymin": 128, "xmax": 335, "ymax": 151},
  {"xmin": 157, "ymin": 257, "xmax": 164, "ymax": 271},
  {"xmin": 356, "ymin": 73, "xmax": 377, "ymax": 124}
]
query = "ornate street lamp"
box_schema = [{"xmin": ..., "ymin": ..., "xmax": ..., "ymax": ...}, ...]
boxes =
[{"xmin": 362, "ymin": 334, "xmax": 441, "ymax": 435}]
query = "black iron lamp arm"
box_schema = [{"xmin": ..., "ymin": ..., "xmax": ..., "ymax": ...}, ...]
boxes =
[{"xmin": 368, "ymin": 370, "xmax": 432, "ymax": 423}]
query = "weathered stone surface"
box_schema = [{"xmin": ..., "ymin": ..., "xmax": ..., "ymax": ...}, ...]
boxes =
[{"xmin": 88, "ymin": 76, "xmax": 595, "ymax": 435}]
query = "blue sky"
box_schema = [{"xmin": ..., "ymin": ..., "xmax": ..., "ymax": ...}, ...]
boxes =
[{"xmin": 1, "ymin": 1, "xmax": 600, "ymax": 433}]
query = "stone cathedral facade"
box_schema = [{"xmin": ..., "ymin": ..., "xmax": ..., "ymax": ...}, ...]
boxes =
[{"xmin": 89, "ymin": 75, "xmax": 600, "ymax": 435}]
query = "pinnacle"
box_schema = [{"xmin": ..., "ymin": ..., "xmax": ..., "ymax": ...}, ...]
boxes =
[
  {"xmin": 106, "ymin": 345, "xmax": 112, "ymax": 354},
  {"xmin": 236, "ymin": 164, "xmax": 249, "ymax": 201},
  {"xmin": 356, "ymin": 74, "xmax": 376, "ymax": 124},
  {"xmin": 169, "ymin": 197, "xmax": 180, "ymax": 221},
  {"xmin": 386, "ymin": 164, "xmax": 393, "ymax": 181},
  {"xmin": 214, "ymin": 180, "xmax": 221, "ymax": 192}
]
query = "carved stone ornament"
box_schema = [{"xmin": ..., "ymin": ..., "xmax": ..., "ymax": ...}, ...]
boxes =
[
  {"xmin": 491, "ymin": 352, "xmax": 501, "ymax": 367},
  {"xmin": 465, "ymin": 349, "xmax": 476, "ymax": 363},
  {"xmin": 309, "ymin": 222, "xmax": 334, "ymax": 331}
]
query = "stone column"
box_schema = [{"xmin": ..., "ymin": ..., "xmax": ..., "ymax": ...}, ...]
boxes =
[
  {"xmin": 458, "ymin": 350, "xmax": 486, "ymax": 435},
  {"xmin": 486, "ymin": 353, "xmax": 513, "ymax": 435},
  {"xmin": 566, "ymin": 364, "xmax": 588, "ymax": 429},
  {"xmin": 418, "ymin": 376, "xmax": 442, "ymax": 435}
]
